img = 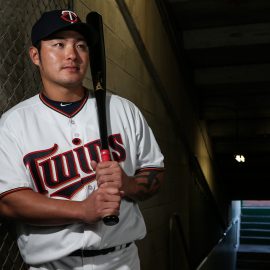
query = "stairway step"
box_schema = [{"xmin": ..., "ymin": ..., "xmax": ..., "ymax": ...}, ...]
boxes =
[
  {"xmin": 237, "ymin": 268, "xmax": 267, "ymax": 270},
  {"xmin": 241, "ymin": 215, "xmax": 270, "ymax": 223},
  {"xmin": 242, "ymin": 207, "xmax": 270, "ymax": 216},
  {"xmin": 238, "ymin": 251, "xmax": 270, "ymax": 260},
  {"xmin": 238, "ymin": 244, "xmax": 270, "ymax": 253},
  {"xmin": 241, "ymin": 228, "xmax": 270, "ymax": 237},
  {"xmin": 241, "ymin": 222, "xmax": 270, "ymax": 230},
  {"xmin": 237, "ymin": 259, "xmax": 270, "ymax": 269},
  {"xmin": 240, "ymin": 236, "xmax": 270, "ymax": 245},
  {"xmin": 237, "ymin": 263, "xmax": 270, "ymax": 270},
  {"xmin": 237, "ymin": 268, "xmax": 270, "ymax": 270},
  {"xmin": 238, "ymin": 206, "xmax": 270, "ymax": 269}
]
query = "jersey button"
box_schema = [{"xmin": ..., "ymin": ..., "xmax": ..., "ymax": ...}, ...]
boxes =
[{"xmin": 72, "ymin": 138, "xmax": 81, "ymax": 145}]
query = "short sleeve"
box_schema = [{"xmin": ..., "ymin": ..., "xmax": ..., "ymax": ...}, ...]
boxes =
[
  {"xmin": 134, "ymin": 108, "xmax": 164, "ymax": 170},
  {"xmin": 0, "ymin": 121, "xmax": 33, "ymax": 197}
]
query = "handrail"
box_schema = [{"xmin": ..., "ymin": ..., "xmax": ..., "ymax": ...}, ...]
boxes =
[
  {"xmin": 169, "ymin": 213, "xmax": 238, "ymax": 270},
  {"xmin": 196, "ymin": 218, "xmax": 239, "ymax": 270},
  {"xmin": 169, "ymin": 212, "xmax": 191, "ymax": 270}
]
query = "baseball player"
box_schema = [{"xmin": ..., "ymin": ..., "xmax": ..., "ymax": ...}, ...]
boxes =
[{"xmin": 0, "ymin": 9, "xmax": 164, "ymax": 270}]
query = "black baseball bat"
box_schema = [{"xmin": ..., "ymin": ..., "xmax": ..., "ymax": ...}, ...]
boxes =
[{"xmin": 86, "ymin": 11, "xmax": 119, "ymax": 226}]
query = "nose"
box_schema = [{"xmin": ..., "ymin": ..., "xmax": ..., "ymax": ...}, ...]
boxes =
[{"xmin": 65, "ymin": 45, "xmax": 77, "ymax": 60}]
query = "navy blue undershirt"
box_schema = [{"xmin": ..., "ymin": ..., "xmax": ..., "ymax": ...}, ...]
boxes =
[{"xmin": 41, "ymin": 93, "xmax": 85, "ymax": 115}]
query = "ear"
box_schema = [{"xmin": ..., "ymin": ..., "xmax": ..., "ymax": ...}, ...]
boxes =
[{"xmin": 29, "ymin": 46, "xmax": 41, "ymax": 66}]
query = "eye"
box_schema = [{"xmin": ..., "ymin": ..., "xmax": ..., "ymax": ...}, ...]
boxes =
[
  {"xmin": 53, "ymin": 42, "xmax": 64, "ymax": 48},
  {"xmin": 77, "ymin": 42, "xmax": 88, "ymax": 51}
]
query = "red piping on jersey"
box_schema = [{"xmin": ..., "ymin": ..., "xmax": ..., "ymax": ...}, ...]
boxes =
[
  {"xmin": 135, "ymin": 167, "xmax": 165, "ymax": 175},
  {"xmin": 0, "ymin": 187, "xmax": 33, "ymax": 199},
  {"xmin": 39, "ymin": 92, "xmax": 89, "ymax": 118}
]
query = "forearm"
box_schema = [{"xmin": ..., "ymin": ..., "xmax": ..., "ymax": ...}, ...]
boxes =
[
  {"xmin": 124, "ymin": 169, "xmax": 165, "ymax": 201},
  {"xmin": 0, "ymin": 190, "xmax": 84, "ymax": 226}
]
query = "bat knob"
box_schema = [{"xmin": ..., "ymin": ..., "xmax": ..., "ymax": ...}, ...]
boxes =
[{"xmin": 103, "ymin": 215, "xmax": 119, "ymax": 226}]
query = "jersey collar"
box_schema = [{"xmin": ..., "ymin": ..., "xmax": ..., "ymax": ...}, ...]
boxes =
[{"xmin": 39, "ymin": 90, "xmax": 89, "ymax": 118}]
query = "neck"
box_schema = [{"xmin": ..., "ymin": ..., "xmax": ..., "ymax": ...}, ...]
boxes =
[{"xmin": 41, "ymin": 82, "xmax": 85, "ymax": 102}]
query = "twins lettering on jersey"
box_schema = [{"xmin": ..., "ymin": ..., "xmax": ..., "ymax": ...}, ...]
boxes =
[{"xmin": 23, "ymin": 134, "xmax": 126, "ymax": 199}]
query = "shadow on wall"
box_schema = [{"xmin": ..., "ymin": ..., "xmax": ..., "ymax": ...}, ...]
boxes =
[{"xmin": 169, "ymin": 213, "xmax": 190, "ymax": 270}]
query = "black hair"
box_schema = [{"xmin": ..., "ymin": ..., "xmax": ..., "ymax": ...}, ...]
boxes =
[{"xmin": 34, "ymin": 41, "xmax": 41, "ymax": 54}]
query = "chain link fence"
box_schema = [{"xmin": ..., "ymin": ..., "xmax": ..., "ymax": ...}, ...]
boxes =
[{"xmin": 0, "ymin": 1, "xmax": 72, "ymax": 268}]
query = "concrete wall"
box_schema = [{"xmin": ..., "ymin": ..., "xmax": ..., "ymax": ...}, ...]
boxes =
[{"xmin": 74, "ymin": 1, "xmax": 229, "ymax": 269}]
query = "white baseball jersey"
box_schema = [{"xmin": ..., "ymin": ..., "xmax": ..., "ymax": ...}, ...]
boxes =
[{"xmin": 0, "ymin": 91, "xmax": 164, "ymax": 265}]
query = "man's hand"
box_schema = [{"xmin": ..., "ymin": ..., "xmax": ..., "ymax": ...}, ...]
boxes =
[
  {"xmin": 81, "ymin": 178, "xmax": 122, "ymax": 223},
  {"xmin": 91, "ymin": 160, "xmax": 165, "ymax": 202},
  {"xmin": 91, "ymin": 160, "xmax": 129, "ymax": 194}
]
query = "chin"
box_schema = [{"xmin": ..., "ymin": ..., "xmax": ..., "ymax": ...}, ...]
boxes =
[
  {"xmin": 61, "ymin": 77, "xmax": 84, "ymax": 86},
  {"xmin": 58, "ymin": 80, "xmax": 82, "ymax": 89}
]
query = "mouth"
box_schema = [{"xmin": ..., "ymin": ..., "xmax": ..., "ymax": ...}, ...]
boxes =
[{"xmin": 62, "ymin": 66, "xmax": 80, "ymax": 72}]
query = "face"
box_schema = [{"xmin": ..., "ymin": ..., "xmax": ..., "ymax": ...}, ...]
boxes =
[{"xmin": 29, "ymin": 30, "xmax": 89, "ymax": 90}]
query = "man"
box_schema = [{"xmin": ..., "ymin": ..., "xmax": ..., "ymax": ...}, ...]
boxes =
[{"xmin": 0, "ymin": 9, "xmax": 164, "ymax": 270}]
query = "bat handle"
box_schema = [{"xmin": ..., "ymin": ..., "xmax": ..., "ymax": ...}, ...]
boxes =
[
  {"xmin": 100, "ymin": 149, "xmax": 111, "ymax": 161},
  {"xmin": 100, "ymin": 149, "xmax": 120, "ymax": 226}
]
